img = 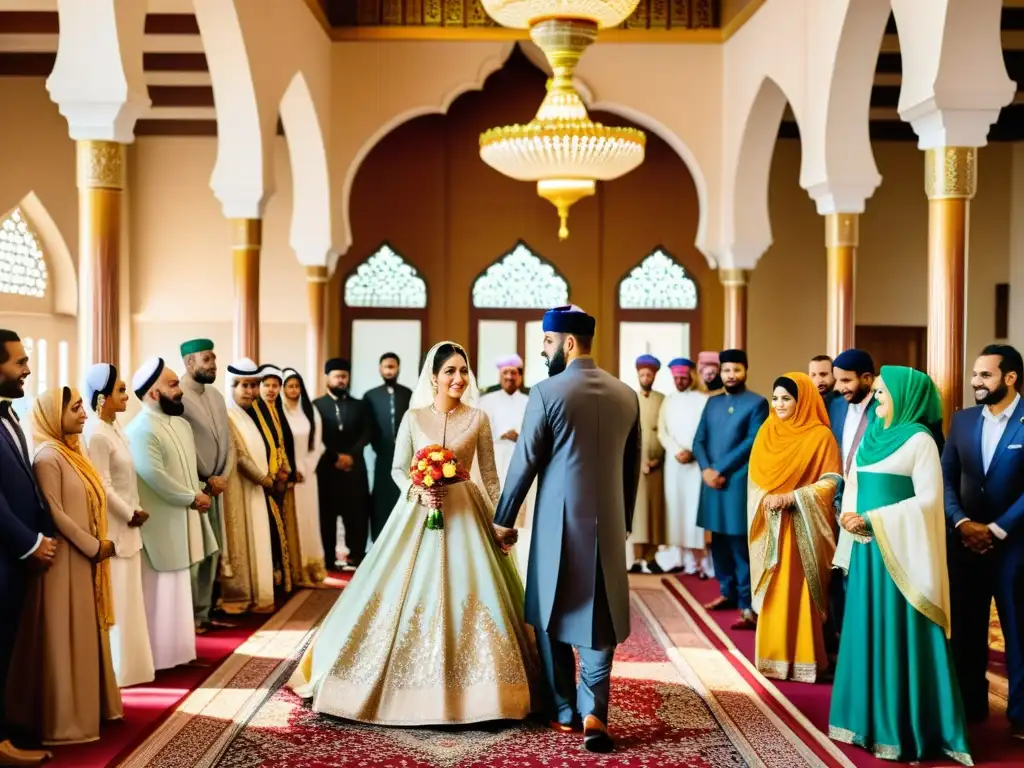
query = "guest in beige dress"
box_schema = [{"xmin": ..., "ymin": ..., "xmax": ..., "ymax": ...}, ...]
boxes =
[{"xmin": 5, "ymin": 387, "xmax": 122, "ymax": 745}]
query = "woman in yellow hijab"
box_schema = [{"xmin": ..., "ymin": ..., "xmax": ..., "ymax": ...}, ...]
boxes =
[
  {"xmin": 5, "ymin": 387, "xmax": 122, "ymax": 745},
  {"xmin": 748, "ymin": 372, "xmax": 842, "ymax": 683}
]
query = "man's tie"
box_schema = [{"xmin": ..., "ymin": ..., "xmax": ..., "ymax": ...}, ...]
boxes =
[{"xmin": 0, "ymin": 400, "xmax": 31, "ymax": 464}]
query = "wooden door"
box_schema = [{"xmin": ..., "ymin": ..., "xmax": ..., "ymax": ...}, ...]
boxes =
[{"xmin": 854, "ymin": 325, "xmax": 927, "ymax": 371}]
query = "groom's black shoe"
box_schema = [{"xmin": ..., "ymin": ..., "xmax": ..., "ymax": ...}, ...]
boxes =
[{"xmin": 583, "ymin": 715, "xmax": 614, "ymax": 753}]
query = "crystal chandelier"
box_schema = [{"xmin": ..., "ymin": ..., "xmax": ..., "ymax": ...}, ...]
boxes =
[{"xmin": 479, "ymin": 4, "xmax": 646, "ymax": 240}]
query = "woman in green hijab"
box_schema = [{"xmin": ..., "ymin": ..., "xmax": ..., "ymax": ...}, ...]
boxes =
[{"xmin": 829, "ymin": 366, "xmax": 972, "ymax": 765}]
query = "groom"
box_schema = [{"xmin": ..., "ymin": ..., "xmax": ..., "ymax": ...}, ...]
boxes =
[{"xmin": 493, "ymin": 306, "xmax": 641, "ymax": 753}]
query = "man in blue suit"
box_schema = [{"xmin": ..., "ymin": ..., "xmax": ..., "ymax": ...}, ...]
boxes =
[
  {"xmin": 0, "ymin": 329, "xmax": 57, "ymax": 766},
  {"xmin": 693, "ymin": 349, "xmax": 768, "ymax": 630},
  {"xmin": 942, "ymin": 343, "xmax": 1024, "ymax": 737}
]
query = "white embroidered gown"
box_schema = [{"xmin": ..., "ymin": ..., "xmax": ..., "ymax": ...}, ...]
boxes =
[{"xmin": 291, "ymin": 404, "xmax": 537, "ymax": 725}]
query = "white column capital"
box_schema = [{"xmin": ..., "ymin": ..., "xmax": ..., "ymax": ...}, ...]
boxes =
[
  {"xmin": 214, "ymin": 189, "xmax": 269, "ymax": 222},
  {"xmin": 703, "ymin": 242, "xmax": 769, "ymax": 272},
  {"xmin": 804, "ymin": 181, "xmax": 878, "ymax": 216},
  {"xmin": 902, "ymin": 103, "xmax": 1006, "ymax": 150},
  {"xmin": 46, "ymin": 0, "xmax": 150, "ymax": 144}
]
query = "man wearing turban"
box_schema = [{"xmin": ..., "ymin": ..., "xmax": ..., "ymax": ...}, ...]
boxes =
[{"xmin": 627, "ymin": 355, "xmax": 666, "ymax": 574}]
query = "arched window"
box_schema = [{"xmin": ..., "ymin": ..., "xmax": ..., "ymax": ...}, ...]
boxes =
[
  {"xmin": 472, "ymin": 241, "xmax": 568, "ymax": 309},
  {"xmin": 471, "ymin": 241, "xmax": 569, "ymax": 390},
  {"xmin": 341, "ymin": 242, "xmax": 427, "ymax": 397},
  {"xmin": 615, "ymin": 247, "xmax": 701, "ymax": 394},
  {"xmin": 0, "ymin": 207, "xmax": 48, "ymax": 299}
]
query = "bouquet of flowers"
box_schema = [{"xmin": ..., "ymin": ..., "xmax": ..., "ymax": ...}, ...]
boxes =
[{"xmin": 410, "ymin": 444, "xmax": 469, "ymax": 530}]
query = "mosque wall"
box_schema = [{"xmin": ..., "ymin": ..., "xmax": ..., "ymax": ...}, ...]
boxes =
[{"xmin": 0, "ymin": 73, "xmax": 1013, "ymax": 399}]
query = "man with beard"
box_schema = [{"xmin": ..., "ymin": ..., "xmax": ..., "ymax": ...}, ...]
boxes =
[
  {"xmin": 493, "ymin": 305, "xmax": 640, "ymax": 752},
  {"xmin": 828, "ymin": 349, "xmax": 876, "ymax": 476},
  {"xmin": 313, "ymin": 358, "xmax": 372, "ymax": 569},
  {"xmin": 942, "ymin": 344, "xmax": 1024, "ymax": 736},
  {"xmin": 809, "ymin": 355, "xmax": 838, "ymax": 404},
  {"xmin": 125, "ymin": 358, "xmax": 213, "ymax": 671},
  {"xmin": 693, "ymin": 349, "xmax": 768, "ymax": 630},
  {"xmin": 363, "ymin": 352, "xmax": 412, "ymax": 541},
  {"xmin": 179, "ymin": 339, "xmax": 235, "ymax": 633},
  {"xmin": 697, "ymin": 351, "xmax": 724, "ymax": 396},
  {"xmin": 479, "ymin": 354, "xmax": 536, "ymax": 575},
  {"xmin": 627, "ymin": 355, "xmax": 665, "ymax": 574},
  {"xmin": 0, "ymin": 329, "xmax": 56, "ymax": 767}
]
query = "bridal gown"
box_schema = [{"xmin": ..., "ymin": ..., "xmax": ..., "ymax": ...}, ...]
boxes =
[{"xmin": 292, "ymin": 404, "xmax": 538, "ymax": 726}]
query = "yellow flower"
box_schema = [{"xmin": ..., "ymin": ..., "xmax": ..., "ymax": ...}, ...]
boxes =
[
  {"xmin": 442, "ymin": 462, "xmax": 456, "ymax": 479},
  {"xmin": 418, "ymin": 459, "xmax": 428, "ymax": 471},
  {"xmin": 423, "ymin": 475, "xmax": 435, "ymax": 487},
  {"xmin": 429, "ymin": 451, "xmax": 444, "ymax": 462}
]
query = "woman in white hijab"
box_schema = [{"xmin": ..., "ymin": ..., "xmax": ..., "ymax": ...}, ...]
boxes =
[{"xmin": 83, "ymin": 363, "xmax": 155, "ymax": 688}]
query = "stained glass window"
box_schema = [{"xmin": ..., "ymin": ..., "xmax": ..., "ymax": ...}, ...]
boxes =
[
  {"xmin": 0, "ymin": 207, "xmax": 48, "ymax": 299},
  {"xmin": 344, "ymin": 244, "xmax": 427, "ymax": 308},
  {"xmin": 472, "ymin": 242, "xmax": 568, "ymax": 309},
  {"xmin": 619, "ymin": 249, "xmax": 698, "ymax": 310}
]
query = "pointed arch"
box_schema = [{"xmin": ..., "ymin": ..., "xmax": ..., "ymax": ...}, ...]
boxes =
[
  {"xmin": 343, "ymin": 242, "xmax": 427, "ymax": 309},
  {"xmin": 280, "ymin": 70, "xmax": 332, "ymax": 266},
  {"xmin": 471, "ymin": 240, "xmax": 569, "ymax": 310},
  {"xmin": 1, "ymin": 192, "xmax": 76, "ymax": 316},
  {"xmin": 617, "ymin": 247, "xmax": 699, "ymax": 310}
]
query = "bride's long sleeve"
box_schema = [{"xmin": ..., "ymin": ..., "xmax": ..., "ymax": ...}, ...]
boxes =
[
  {"xmin": 475, "ymin": 411, "xmax": 502, "ymax": 507},
  {"xmin": 391, "ymin": 411, "xmax": 414, "ymax": 496}
]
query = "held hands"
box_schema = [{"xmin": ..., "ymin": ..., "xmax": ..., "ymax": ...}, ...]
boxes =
[
  {"xmin": 128, "ymin": 509, "xmax": 150, "ymax": 528},
  {"xmin": 676, "ymin": 449, "xmax": 695, "ymax": 465},
  {"xmin": 840, "ymin": 511, "xmax": 869, "ymax": 535},
  {"xmin": 206, "ymin": 476, "xmax": 228, "ymax": 497},
  {"xmin": 335, "ymin": 454, "xmax": 354, "ymax": 472},
  {"xmin": 28, "ymin": 536, "xmax": 59, "ymax": 571},
  {"xmin": 763, "ymin": 493, "xmax": 795, "ymax": 513},
  {"xmin": 94, "ymin": 539, "xmax": 116, "ymax": 563},
  {"xmin": 192, "ymin": 491, "xmax": 212, "ymax": 512},
  {"xmin": 958, "ymin": 521, "xmax": 994, "ymax": 555},
  {"xmin": 492, "ymin": 524, "xmax": 518, "ymax": 554},
  {"xmin": 295, "ymin": 471, "xmax": 305, "ymax": 483},
  {"xmin": 501, "ymin": 429, "xmax": 519, "ymax": 442},
  {"xmin": 702, "ymin": 468, "xmax": 725, "ymax": 489}
]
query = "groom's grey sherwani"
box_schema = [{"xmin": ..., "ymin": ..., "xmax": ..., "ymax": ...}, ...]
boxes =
[{"xmin": 494, "ymin": 357, "xmax": 641, "ymax": 650}]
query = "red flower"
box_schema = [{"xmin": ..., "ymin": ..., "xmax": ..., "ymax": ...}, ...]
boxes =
[
  {"xmin": 411, "ymin": 471, "xmax": 424, "ymax": 485},
  {"xmin": 430, "ymin": 467, "xmax": 443, "ymax": 481}
]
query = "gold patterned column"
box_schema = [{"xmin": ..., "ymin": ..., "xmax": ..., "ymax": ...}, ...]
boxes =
[
  {"xmin": 825, "ymin": 213, "xmax": 859, "ymax": 358},
  {"xmin": 925, "ymin": 146, "xmax": 976, "ymax": 432},
  {"xmin": 306, "ymin": 265, "xmax": 328, "ymax": 395},
  {"xmin": 77, "ymin": 140, "xmax": 125, "ymax": 368},
  {"xmin": 231, "ymin": 219, "xmax": 262, "ymax": 360},
  {"xmin": 720, "ymin": 268, "xmax": 749, "ymax": 350}
]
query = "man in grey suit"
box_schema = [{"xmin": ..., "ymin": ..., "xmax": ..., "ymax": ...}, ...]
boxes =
[{"xmin": 493, "ymin": 305, "xmax": 641, "ymax": 754}]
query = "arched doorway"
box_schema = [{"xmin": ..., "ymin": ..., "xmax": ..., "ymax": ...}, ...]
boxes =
[
  {"xmin": 616, "ymin": 247, "xmax": 701, "ymax": 394},
  {"xmin": 341, "ymin": 242, "xmax": 428, "ymax": 397},
  {"xmin": 469, "ymin": 240, "xmax": 569, "ymax": 390}
]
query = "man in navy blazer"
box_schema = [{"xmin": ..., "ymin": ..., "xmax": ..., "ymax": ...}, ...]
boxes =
[
  {"xmin": 942, "ymin": 343, "xmax": 1024, "ymax": 736},
  {"xmin": 0, "ymin": 329, "xmax": 57, "ymax": 766}
]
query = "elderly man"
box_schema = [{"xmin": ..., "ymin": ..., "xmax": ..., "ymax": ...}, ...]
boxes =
[
  {"xmin": 627, "ymin": 354, "xmax": 666, "ymax": 574},
  {"xmin": 179, "ymin": 338, "xmax": 235, "ymax": 633},
  {"xmin": 125, "ymin": 358, "xmax": 213, "ymax": 670},
  {"xmin": 697, "ymin": 351, "xmax": 724, "ymax": 395}
]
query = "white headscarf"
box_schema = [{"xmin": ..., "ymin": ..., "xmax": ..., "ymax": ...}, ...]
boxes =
[{"xmin": 409, "ymin": 341, "xmax": 481, "ymax": 410}]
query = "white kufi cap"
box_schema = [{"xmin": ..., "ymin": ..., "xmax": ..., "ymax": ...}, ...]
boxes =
[{"xmin": 132, "ymin": 357, "xmax": 165, "ymax": 400}]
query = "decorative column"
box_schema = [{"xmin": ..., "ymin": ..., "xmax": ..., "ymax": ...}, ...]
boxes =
[
  {"xmin": 77, "ymin": 140, "xmax": 125, "ymax": 368},
  {"xmin": 925, "ymin": 147, "xmax": 976, "ymax": 431},
  {"xmin": 306, "ymin": 265, "xmax": 328, "ymax": 394},
  {"xmin": 231, "ymin": 219, "xmax": 262, "ymax": 361},
  {"xmin": 720, "ymin": 268, "xmax": 749, "ymax": 350},
  {"xmin": 825, "ymin": 213, "xmax": 859, "ymax": 358}
]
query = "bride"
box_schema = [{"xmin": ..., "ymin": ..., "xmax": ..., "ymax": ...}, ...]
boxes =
[{"xmin": 290, "ymin": 341, "xmax": 537, "ymax": 725}]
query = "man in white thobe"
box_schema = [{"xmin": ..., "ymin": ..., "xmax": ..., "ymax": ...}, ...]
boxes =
[
  {"xmin": 125, "ymin": 358, "xmax": 213, "ymax": 670},
  {"xmin": 478, "ymin": 354, "xmax": 536, "ymax": 574},
  {"xmin": 655, "ymin": 358, "xmax": 711, "ymax": 575}
]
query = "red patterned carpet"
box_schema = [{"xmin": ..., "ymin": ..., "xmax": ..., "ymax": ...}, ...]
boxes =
[{"xmin": 117, "ymin": 577, "xmax": 846, "ymax": 768}]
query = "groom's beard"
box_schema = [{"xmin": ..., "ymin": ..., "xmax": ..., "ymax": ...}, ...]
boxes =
[
  {"xmin": 546, "ymin": 343, "xmax": 568, "ymax": 377},
  {"xmin": 158, "ymin": 392, "xmax": 185, "ymax": 416}
]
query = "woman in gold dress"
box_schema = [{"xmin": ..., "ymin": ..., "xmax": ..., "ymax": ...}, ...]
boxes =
[
  {"xmin": 291, "ymin": 342, "xmax": 537, "ymax": 725},
  {"xmin": 748, "ymin": 372, "xmax": 842, "ymax": 682}
]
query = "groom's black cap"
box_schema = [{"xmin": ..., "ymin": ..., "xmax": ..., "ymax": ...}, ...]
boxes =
[
  {"xmin": 542, "ymin": 305, "xmax": 596, "ymax": 336},
  {"xmin": 325, "ymin": 358, "xmax": 350, "ymax": 374}
]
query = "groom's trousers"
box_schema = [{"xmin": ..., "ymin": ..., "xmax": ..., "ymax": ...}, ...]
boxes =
[{"xmin": 536, "ymin": 633, "xmax": 615, "ymax": 725}]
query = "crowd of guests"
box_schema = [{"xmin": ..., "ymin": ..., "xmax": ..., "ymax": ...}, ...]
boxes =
[
  {"xmin": 0, "ymin": 331, "xmax": 420, "ymax": 765},
  {"xmin": 627, "ymin": 343, "xmax": 1023, "ymax": 765},
  {"xmin": 2, "ymin": 320, "xmax": 1022, "ymax": 767}
]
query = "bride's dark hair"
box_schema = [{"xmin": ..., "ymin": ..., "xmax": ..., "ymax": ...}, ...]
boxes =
[{"xmin": 432, "ymin": 343, "xmax": 468, "ymax": 376}]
